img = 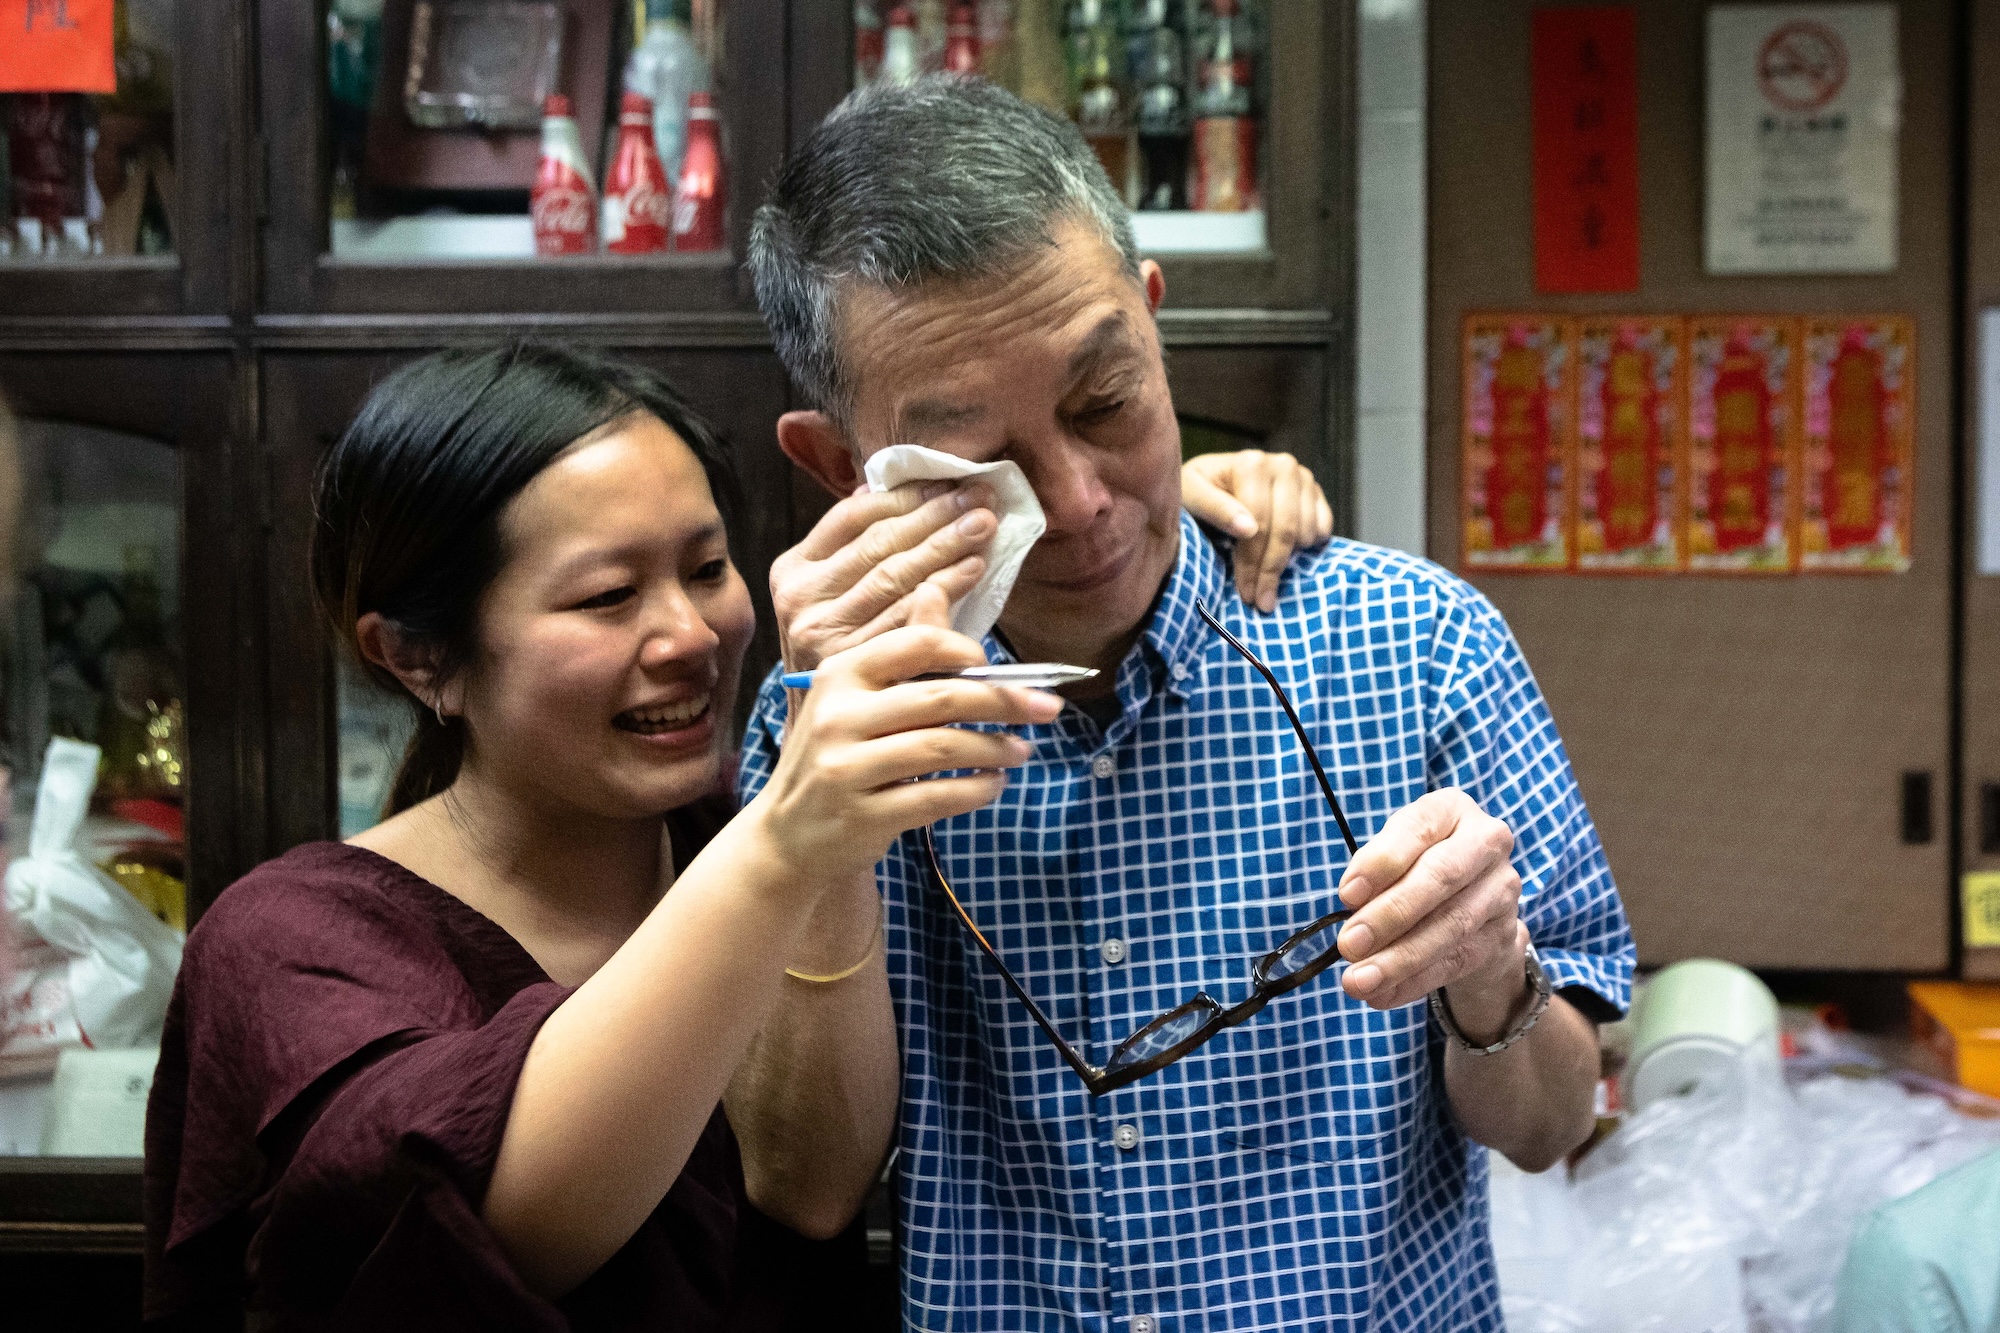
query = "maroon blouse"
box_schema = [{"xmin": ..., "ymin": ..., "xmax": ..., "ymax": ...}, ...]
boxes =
[{"xmin": 143, "ymin": 804, "xmax": 752, "ymax": 1332}]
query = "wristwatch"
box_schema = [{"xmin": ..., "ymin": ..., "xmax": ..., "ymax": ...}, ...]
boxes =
[{"xmin": 1429, "ymin": 942, "xmax": 1552, "ymax": 1056}]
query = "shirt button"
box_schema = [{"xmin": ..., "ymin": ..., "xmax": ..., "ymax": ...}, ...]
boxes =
[
  {"xmin": 1171, "ymin": 661, "xmax": 1190, "ymax": 681},
  {"xmin": 1092, "ymin": 754, "xmax": 1116, "ymax": 779},
  {"xmin": 1113, "ymin": 1123, "xmax": 1141, "ymax": 1151},
  {"xmin": 1133, "ymin": 1317, "xmax": 1158, "ymax": 1333},
  {"xmin": 1100, "ymin": 937, "xmax": 1128, "ymax": 965}
]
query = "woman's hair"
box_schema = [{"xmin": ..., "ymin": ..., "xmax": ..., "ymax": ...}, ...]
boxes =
[{"xmin": 311, "ymin": 341, "xmax": 739, "ymax": 817}]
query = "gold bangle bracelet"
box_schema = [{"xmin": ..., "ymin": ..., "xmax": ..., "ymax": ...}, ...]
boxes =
[{"xmin": 784, "ymin": 909, "xmax": 884, "ymax": 984}]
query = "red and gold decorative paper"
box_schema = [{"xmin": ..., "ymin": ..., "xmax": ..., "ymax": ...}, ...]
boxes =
[
  {"xmin": 1575, "ymin": 317, "xmax": 1686, "ymax": 572},
  {"xmin": 1686, "ymin": 316, "xmax": 1800, "ymax": 574},
  {"xmin": 1462, "ymin": 315, "xmax": 1575, "ymax": 571},
  {"xmin": 1799, "ymin": 316, "xmax": 1914, "ymax": 573}
]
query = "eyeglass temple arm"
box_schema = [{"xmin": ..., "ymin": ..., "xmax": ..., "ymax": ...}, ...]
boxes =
[
  {"xmin": 1195, "ymin": 600, "xmax": 1360, "ymax": 856},
  {"xmin": 919, "ymin": 828, "xmax": 1106, "ymax": 1087}
]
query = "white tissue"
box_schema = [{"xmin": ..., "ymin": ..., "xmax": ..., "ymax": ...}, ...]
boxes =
[{"xmin": 862, "ymin": 445, "xmax": 1046, "ymax": 641}]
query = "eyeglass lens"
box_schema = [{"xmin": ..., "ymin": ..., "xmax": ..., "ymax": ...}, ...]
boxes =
[
  {"xmin": 1106, "ymin": 1004, "xmax": 1213, "ymax": 1071},
  {"xmin": 1266, "ymin": 919, "xmax": 1343, "ymax": 982}
]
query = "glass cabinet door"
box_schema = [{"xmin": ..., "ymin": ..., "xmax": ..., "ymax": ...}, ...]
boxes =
[
  {"xmin": 259, "ymin": 0, "xmax": 787, "ymax": 314},
  {"xmin": 0, "ymin": 350, "xmax": 236, "ymax": 1185},
  {"xmin": 0, "ymin": 0, "xmax": 235, "ymax": 318}
]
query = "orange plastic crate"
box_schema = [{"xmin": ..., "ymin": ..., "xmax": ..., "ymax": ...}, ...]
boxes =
[{"xmin": 1907, "ymin": 981, "xmax": 2000, "ymax": 1099}]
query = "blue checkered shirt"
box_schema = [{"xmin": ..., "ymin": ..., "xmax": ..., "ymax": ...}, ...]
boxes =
[{"xmin": 738, "ymin": 512, "xmax": 1634, "ymax": 1332}]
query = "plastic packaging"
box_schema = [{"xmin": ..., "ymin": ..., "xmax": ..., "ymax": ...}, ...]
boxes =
[
  {"xmin": 1491, "ymin": 1049, "xmax": 2000, "ymax": 1333},
  {"xmin": 0, "ymin": 737, "xmax": 182, "ymax": 1073}
]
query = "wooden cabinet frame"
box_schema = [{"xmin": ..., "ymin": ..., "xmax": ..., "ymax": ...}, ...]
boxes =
[{"xmin": 0, "ymin": 0, "xmax": 1355, "ymax": 1287}]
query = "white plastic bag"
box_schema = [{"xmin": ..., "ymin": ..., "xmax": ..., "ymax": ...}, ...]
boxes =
[
  {"xmin": 0, "ymin": 737, "xmax": 182, "ymax": 1069},
  {"xmin": 1491, "ymin": 1049, "xmax": 2000, "ymax": 1333}
]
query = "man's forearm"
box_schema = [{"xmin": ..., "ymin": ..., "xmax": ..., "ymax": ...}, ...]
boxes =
[
  {"xmin": 1440, "ymin": 990, "xmax": 1598, "ymax": 1174},
  {"xmin": 725, "ymin": 869, "xmax": 901, "ymax": 1239}
]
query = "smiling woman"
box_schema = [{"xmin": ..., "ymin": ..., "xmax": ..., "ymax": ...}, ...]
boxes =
[
  {"xmin": 140, "ymin": 341, "xmax": 1065, "ymax": 1330},
  {"xmin": 312, "ymin": 346, "xmax": 748, "ymax": 820}
]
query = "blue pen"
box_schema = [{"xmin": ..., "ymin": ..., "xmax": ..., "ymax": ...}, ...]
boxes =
[{"xmin": 781, "ymin": 663, "xmax": 1098, "ymax": 690}]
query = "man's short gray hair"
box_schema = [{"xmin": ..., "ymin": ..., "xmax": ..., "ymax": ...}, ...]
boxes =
[{"xmin": 748, "ymin": 75, "xmax": 1141, "ymax": 421}]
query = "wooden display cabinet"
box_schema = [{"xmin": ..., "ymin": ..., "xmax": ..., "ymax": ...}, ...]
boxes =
[{"xmin": 0, "ymin": 2, "xmax": 1354, "ymax": 1324}]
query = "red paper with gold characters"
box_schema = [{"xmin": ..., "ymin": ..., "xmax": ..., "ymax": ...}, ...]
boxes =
[
  {"xmin": 1576, "ymin": 317, "xmax": 1686, "ymax": 571},
  {"xmin": 1531, "ymin": 6, "xmax": 1640, "ymax": 294},
  {"xmin": 1462, "ymin": 315, "xmax": 1575, "ymax": 571},
  {"xmin": 1686, "ymin": 317, "xmax": 1800, "ymax": 573},
  {"xmin": 1799, "ymin": 316, "xmax": 1914, "ymax": 572},
  {"xmin": 0, "ymin": 0, "xmax": 116, "ymax": 94}
]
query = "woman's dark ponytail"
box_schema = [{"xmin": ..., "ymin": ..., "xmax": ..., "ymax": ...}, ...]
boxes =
[{"xmin": 309, "ymin": 341, "xmax": 736, "ymax": 821}]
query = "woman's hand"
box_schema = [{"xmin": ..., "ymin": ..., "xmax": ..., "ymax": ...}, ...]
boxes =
[
  {"xmin": 749, "ymin": 602, "xmax": 1062, "ymax": 885},
  {"xmin": 1182, "ymin": 450, "xmax": 1334, "ymax": 612}
]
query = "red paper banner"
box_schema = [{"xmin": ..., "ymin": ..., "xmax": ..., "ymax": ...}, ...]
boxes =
[
  {"xmin": 1532, "ymin": 6, "xmax": 1640, "ymax": 294},
  {"xmin": 1576, "ymin": 317, "xmax": 1686, "ymax": 572},
  {"xmin": 1462, "ymin": 315, "xmax": 1574, "ymax": 571},
  {"xmin": 1799, "ymin": 316, "xmax": 1915, "ymax": 572},
  {"xmin": 1686, "ymin": 317, "xmax": 1800, "ymax": 573},
  {"xmin": 0, "ymin": 0, "xmax": 116, "ymax": 94}
]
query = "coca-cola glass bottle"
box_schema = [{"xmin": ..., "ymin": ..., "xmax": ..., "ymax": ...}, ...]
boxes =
[
  {"xmin": 601, "ymin": 92, "xmax": 672, "ymax": 254},
  {"xmin": 670, "ymin": 91, "xmax": 726, "ymax": 253},
  {"xmin": 531, "ymin": 94, "xmax": 596, "ymax": 255}
]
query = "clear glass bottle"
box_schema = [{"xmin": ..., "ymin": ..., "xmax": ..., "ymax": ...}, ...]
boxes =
[{"xmin": 624, "ymin": 0, "xmax": 711, "ymax": 181}]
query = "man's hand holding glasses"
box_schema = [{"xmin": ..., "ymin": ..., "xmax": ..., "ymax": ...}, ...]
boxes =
[{"xmin": 1335, "ymin": 789, "xmax": 1534, "ymax": 1046}]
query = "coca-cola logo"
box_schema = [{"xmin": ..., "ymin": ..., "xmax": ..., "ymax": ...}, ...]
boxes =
[
  {"xmin": 618, "ymin": 180, "xmax": 671, "ymax": 230},
  {"xmin": 533, "ymin": 187, "xmax": 593, "ymax": 234}
]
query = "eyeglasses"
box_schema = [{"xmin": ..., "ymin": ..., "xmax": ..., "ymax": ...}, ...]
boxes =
[{"xmin": 919, "ymin": 599, "xmax": 1361, "ymax": 1097}]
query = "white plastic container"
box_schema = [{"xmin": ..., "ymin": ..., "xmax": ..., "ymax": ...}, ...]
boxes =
[{"xmin": 1624, "ymin": 957, "xmax": 1780, "ymax": 1113}]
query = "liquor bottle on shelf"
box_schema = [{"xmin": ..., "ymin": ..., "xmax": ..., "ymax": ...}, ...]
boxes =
[
  {"xmin": 914, "ymin": 0, "xmax": 949, "ymax": 71},
  {"xmin": 1073, "ymin": 25, "xmax": 1130, "ymax": 203},
  {"xmin": 1120, "ymin": 0, "xmax": 1174, "ymax": 85},
  {"xmin": 671, "ymin": 91, "xmax": 726, "ymax": 252},
  {"xmin": 856, "ymin": 1, "xmax": 886, "ymax": 88},
  {"xmin": 880, "ymin": 5, "xmax": 922, "ymax": 86},
  {"xmin": 1133, "ymin": 25, "xmax": 1188, "ymax": 210},
  {"xmin": 7, "ymin": 94, "xmax": 88, "ymax": 258},
  {"xmin": 943, "ymin": 2, "xmax": 982, "ymax": 74},
  {"xmin": 1190, "ymin": 0, "xmax": 1257, "ymax": 212},
  {"xmin": 602, "ymin": 93, "xmax": 672, "ymax": 254},
  {"xmin": 976, "ymin": 0, "xmax": 1018, "ymax": 89},
  {"xmin": 1013, "ymin": 0, "xmax": 1069, "ymax": 113},
  {"xmin": 531, "ymin": 95, "xmax": 596, "ymax": 256},
  {"xmin": 624, "ymin": 0, "xmax": 711, "ymax": 181},
  {"xmin": 1063, "ymin": 0, "xmax": 1115, "ymax": 113}
]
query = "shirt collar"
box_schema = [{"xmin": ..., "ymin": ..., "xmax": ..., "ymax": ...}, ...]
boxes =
[
  {"xmin": 983, "ymin": 510, "xmax": 1228, "ymax": 710},
  {"xmin": 1143, "ymin": 511, "xmax": 1231, "ymax": 703}
]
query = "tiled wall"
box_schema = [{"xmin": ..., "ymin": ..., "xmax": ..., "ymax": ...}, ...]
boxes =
[{"xmin": 1354, "ymin": 0, "xmax": 1427, "ymax": 556}]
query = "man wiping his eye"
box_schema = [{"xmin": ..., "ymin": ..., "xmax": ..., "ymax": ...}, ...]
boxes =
[{"xmin": 728, "ymin": 76, "xmax": 1635, "ymax": 1333}]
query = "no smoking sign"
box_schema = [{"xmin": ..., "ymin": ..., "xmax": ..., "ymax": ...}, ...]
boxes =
[{"xmin": 1756, "ymin": 20, "xmax": 1850, "ymax": 113}]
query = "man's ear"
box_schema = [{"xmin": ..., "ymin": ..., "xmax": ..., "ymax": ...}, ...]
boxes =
[
  {"xmin": 1140, "ymin": 258, "xmax": 1165, "ymax": 316},
  {"xmin": 777, "ymin": 410, "xmax": 865, "ymax": 499},
  {"xmin": 355, "ymin": 612, "xmax": 460, "ymax": 717}
]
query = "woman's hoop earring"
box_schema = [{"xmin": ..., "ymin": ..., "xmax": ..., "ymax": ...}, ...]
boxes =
[{"xmin": 432, "ymin": 697, "xmax": 448, "ymax": 727}]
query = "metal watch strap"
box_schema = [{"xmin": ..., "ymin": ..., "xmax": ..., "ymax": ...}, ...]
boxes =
[{"xmin": 1429, "ymin": 942, "xmax": 1552, "ymax": 1056}]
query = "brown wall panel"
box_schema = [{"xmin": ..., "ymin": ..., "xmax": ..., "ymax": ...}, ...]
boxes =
[
  {"xmin": 1962, "ymin": 0, "xmax": 2000, "ymax": 981},
  {"xmin": 1429, "ymin": 1, "xmax": 1957, "ymax": 970}
]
